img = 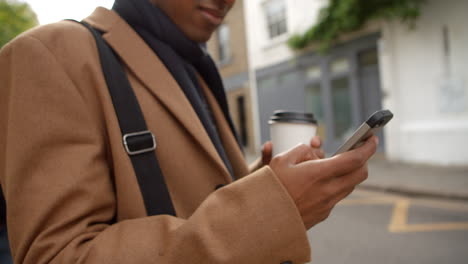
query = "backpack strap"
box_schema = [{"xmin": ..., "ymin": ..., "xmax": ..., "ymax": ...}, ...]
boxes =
[{"xmin": 76, "ymin": 20, "xmax": 176, "ymax": 216}]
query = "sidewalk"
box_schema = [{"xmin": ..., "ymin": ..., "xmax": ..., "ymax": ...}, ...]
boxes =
[
  {"xmin": 362, "ymin": 154, "xmax": 468, "ymax": 201},
  {"xmin": 245, "ymin": 151, "xmax": 468, "ymax": 201}
]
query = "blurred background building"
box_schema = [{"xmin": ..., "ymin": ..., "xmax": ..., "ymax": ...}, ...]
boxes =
[
  {"xmin": 209, "ymin": 0, "xmax": 468, "ymax": 166},
  {"xmin": 378, "ymin": 0, "xmax": 468, "ymax": 166},
  {"xmin": 207, "ymin": 0, "xmax": 258, "ymax": 157}
]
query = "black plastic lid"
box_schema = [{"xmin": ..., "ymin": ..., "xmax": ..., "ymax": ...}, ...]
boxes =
[{"xmin": 269, "ymin": 110, "xmax": 317, "ymax": 124}]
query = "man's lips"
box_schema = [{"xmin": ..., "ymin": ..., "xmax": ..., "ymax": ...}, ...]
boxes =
[{"xmin": 198, "ymin": 6, "xmax": 225, "ymax": 25}]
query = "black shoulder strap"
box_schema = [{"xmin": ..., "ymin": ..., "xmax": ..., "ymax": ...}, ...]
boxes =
[{"xmin": 77, "ymin": 20, "xmax": 175, "ymax": 216}]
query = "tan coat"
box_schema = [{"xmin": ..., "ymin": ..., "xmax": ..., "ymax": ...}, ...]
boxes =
[{"xmin": 0, "ymin": 7, "xmax": 310, "ymax": 264}]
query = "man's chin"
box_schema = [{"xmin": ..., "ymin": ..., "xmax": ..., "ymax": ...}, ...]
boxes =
[{"xmin": 189, "ymin": 32, "xmax": 213, "ymax": 43}]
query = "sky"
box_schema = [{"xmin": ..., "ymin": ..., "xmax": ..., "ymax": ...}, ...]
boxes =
[{"xmin": 21, "ymin": 0, "xmax": 115, "ymax": 25}]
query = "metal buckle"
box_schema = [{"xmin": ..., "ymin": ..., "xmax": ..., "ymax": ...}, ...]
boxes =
[{"xmin": 122, "ymin": 130, "xmax": 156, "ymax": 156}]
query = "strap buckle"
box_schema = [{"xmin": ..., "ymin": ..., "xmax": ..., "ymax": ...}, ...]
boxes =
[{"xmin": 123, "ymin": 130, "xmax": 156, "ymax": 155}]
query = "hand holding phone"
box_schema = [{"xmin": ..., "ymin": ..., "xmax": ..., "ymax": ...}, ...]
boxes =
[{"xmin": 333, "ymin": 110, "xmax": 393, "ymax": 156}]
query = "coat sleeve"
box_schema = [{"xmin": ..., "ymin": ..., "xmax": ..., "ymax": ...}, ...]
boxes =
[{"xmin": 0, "ymin": 32, "xmax": 311, "ymax": 264}]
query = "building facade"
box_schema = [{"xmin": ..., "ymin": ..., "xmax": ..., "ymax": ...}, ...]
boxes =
[
  {"xmin": 379, "ymin": 0, "xmax": 468, "ymax": 165},
  {"xmin": 245, "ymin": 0, "xmax": 468, "ymax": 166},
  {"xmin": 207, "ymin": 0, "xmax": 257, "ymax": 155}
]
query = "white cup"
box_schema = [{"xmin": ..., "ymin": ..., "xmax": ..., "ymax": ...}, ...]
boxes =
[{"xmin": 269, "ymin": 111, "xmax": 318, "ymax": 156}]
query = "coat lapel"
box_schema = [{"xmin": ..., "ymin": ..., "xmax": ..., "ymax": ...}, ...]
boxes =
[
  {"xmin": 198, "ymin": 77, "xmax": 250, "ymax": 179},
  {"xmin": 84, "ymin": 7, "xmax": 231, "ymax": 181}
]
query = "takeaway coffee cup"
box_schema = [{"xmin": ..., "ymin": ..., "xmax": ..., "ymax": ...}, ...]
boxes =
[{"xmin": 269, "ymin": 111, "xmax": 318, "ymax": 156}]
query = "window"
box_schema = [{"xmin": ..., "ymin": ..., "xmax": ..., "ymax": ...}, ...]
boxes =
[
  {"xmin": 331, "ymin": 77, "xmax": 353, "ymax": 140},
  {"xmin": 358, "ymin": 48, "xmax": 379, "ymax": 67},
  {"xmin": 305, "ymin": 82, "xmax": 326, "ymax": 140},
  {"xmin": 264, "ymin": 0, "xmax": 287, "ymax": 39},
  {"xmin": 306, "ymin": 65, "xmax": 322, "ymax": 80},
  {"xmin": 278, "ymin": 71, "xmax": 297, "ymax": 84},
  {"xmin": 305, "ymin": 83, "xmax": 324, "ymax": 122},
  {"xmin": 330, "ymin": 58, "xmax": 350, "ymax": 75},
  {"xmin": 217, "ymin": 24, "xmax": 230, "ymax": 63}
]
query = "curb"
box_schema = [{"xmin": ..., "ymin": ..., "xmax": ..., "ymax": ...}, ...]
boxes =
[{"xmin": 357, "ymin": 183, "xmax": 468, "ymax": 202}]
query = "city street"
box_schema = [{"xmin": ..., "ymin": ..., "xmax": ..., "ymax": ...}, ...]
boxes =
[{"xmin": 306, "ymin": 190, "xmax": 468, "ymax": 264}]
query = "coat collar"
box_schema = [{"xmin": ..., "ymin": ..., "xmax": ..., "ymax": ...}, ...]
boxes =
[{"xmin": 84, "ymin": 7, "xmax": 235, "ymax": 182}]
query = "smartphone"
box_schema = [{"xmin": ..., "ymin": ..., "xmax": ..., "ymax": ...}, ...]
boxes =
[{"xmin": 333, "ymin": 110, "xmax": 393, "ymax": 156}]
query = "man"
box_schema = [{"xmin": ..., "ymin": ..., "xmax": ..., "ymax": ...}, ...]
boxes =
[{"xmin": 0, "ymin": 0, "xmax": 377, "ymax": 263}]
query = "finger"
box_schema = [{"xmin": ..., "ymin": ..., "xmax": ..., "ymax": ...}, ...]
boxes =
[
  {"xmin": 350, "ymin": 135, "xmax": 378, "ymax": 157},
  {"xmin": 333, "ymin": 164, "xmax": 368, "ymax": 190},
  {"xmin": 313, "ymin": 148, "xmax": 325, "ymax": 159},
  {"xmin": 262, "ymin": 141, "xmax": 272, "ymax": 153},
  {"xmin": 262, "ymin": 141, "xmax": 273, "ymax": 165},
  {"xmin": 297, "ymin": 136, "xmax": 377, "ymax": 180},
  {"xmin": 310, "ymin": 136, "xmax": 322, "ymax": 148},
  {"xmin": 331, "ymin": 165, "xmax": 369, "ymax": 205},
  {"xmin": 327, "ymin": 166, "xmax": 369, "ymax": 208},
  {"xmin": 330, "ymin": 135, "xmax": 377, "ymax": 174},
  {"xmin": 330, "ymin": 186, "xmax": 355, "ymax": 208},
  {"xmin": 283, "ymin": 143, "xmax": 316, "ymax": 164},
  {"xmin": 262, "ymin": 141, "xmax": 272, "ymax": 155}
]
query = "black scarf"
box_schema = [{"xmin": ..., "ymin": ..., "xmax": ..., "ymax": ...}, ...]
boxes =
[{"xmin": 112, "ymin": 0, "xmax": 238, "ymax": 177}]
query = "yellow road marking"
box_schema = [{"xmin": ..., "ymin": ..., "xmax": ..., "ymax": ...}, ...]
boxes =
[
  {"xmin": 340, "ymin": 194, "xmax": 468, "ymax": 233},
  {"xmin": 391, "ymin": 223, "xmax": 468, "ymax": 233},
  {"xmin": 338, "ymin": 196, "xmax": 399, "ymax": 206},
  {"xmin": 389, "ymin": 199, "xmax": 468, "ymax": 233},
  {"xmin": 388, "ymin": 199, "xmax": 410, "ymax": 232},
  {"xmin": 412, "ymin": 200, "xmax": 468, "ymax": 212}
]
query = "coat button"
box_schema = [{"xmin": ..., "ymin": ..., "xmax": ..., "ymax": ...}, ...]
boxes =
[{"xmin": 215, "ymin": 184, "xmax": 225, "ymax": 190}]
